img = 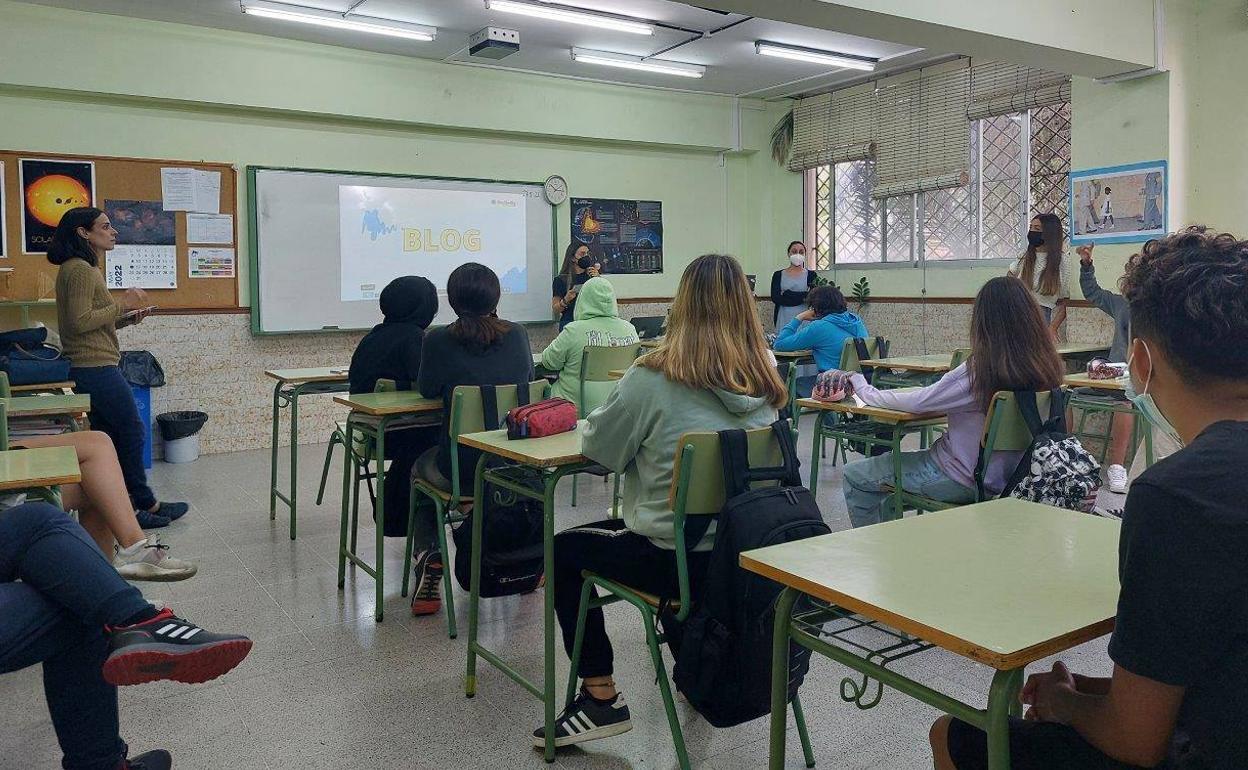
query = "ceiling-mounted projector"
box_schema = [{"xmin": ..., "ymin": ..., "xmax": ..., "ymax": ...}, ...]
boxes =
[{"xmin": 469, "ymin": 27, "xmax": 520, "ymax": 58}]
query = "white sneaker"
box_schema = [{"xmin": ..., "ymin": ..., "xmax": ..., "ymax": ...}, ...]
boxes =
[
  {"xmin": 1107, "ymin": 465, "xmax": 1129, "ymax": 494},
  {"xmin": 114, "ymin": 538, "xmax": 198, "ymax": 582}
]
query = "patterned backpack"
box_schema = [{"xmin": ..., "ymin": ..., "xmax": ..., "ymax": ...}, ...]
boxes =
[{"xmin": 997, "ymin": 389, "xmax": 1102, "ymax": 513}]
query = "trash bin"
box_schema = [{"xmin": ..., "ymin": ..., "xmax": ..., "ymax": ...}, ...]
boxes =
[
  {"xmin": 120, "ymin": 351, "xmax": 166, "ymax": 469},
  {"xmin": 157, "ymin": 411, "xmax": 208, "ymax": 464}
]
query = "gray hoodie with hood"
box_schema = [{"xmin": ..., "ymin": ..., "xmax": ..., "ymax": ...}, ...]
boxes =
[{"xmin": 582, "ymin": 365, "xmax": 778, "ymax": 550}]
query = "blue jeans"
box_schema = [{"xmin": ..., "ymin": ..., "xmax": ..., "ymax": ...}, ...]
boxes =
[
  {"xmin": 842, "ymin": 450, "xmax": 976, "ymax": 527},
  {"xmin": 70, "ymin": 365, "xmax": 157, "ymax": 511},
  {"xmin": 0, "ymin": 503, "xmax": 152, "ymax": 770}
]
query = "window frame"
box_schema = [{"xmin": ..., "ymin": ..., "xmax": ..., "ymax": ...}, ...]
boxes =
[{"xmin": 805, "ymin": 105, "xmax": 1069, "ymax": 271}]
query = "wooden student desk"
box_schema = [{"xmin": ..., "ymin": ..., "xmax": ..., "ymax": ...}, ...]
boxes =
[
  {"xmin": 743, "ymin": 500, "xmax": 1120, "ymax": 770},
  {"xmin": 456, "ymin": 424, "xmax": 593, "ymax": 763},
  {"xmin": 264, "ymin": 367, "xmax": 351, "ymax": 539},
  {"xmin": 858, "ymin": 353, "xmax": 955, "ymax": 374},
  {"xmin": 332, "ymin": 390, "xmax": 441, "ymax": 621},
  {"xmin": 0, "ymin": 446, "xmax": 81, "ymax": 492}
]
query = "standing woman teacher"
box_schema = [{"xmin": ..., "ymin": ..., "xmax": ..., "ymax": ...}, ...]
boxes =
[
  {"xmin": 1009, "ymin": 213, "xmax": 1069, "ymax": 336},
  {"xmin": 770, "ymin": 240, "xmax": 817, "ymax": 327},
  {"xmin": 48, "ymin": 207, "xmax": 187, "ymax": 528},
  {"xmin": 552, "ymin": 242, "xmax": 601, "ymax": 330}
]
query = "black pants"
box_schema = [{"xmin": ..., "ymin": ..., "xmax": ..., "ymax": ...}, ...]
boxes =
[
  {"xmin": 553, "ymin": 520, "xmax": 709, "ymax": 679},
  {"xmin": 69, "ymin": 365, "xmax": 157, "ymax": 511}
]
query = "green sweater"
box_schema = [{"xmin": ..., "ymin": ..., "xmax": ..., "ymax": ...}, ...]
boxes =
[
  {"xmin": 55, "ymin": 258, "xmax": 121, "ymax": 367},
  {"xmin": 583, "ymin": 365, "xmax": 778, "ymax": 550},
  {"xmin": 539, "ymin": 277, "xmax": 639, "ymax": 413}
]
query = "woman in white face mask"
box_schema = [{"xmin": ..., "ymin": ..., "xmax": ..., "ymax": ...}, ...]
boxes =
[{"xmin": 770, "ymin": 240, "xmax": 817, "ymax": 328}]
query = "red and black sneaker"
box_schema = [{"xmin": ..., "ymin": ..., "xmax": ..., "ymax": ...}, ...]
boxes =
[{"xmin": 103, "ymin": 608, "xmax": 253, "ymax": 686}]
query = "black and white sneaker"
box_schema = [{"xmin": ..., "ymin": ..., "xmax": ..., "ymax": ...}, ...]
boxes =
[{"xmin": 533, "ymin": 688, "xmax": 632, "ymax": 748}]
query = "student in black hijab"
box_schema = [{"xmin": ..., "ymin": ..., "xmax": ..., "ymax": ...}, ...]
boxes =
[
  {"xmin": 349, "ymin": 275, "xmax": 439, "ymax": 394},
  {"xmin": 348, "ymin": 275, "xmax": 440, "ymax": 536}
]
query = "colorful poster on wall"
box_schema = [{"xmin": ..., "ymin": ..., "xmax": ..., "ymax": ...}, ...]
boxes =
[
  {"xmin": 19, "ymin": 158, "xmax": 96, "ymax": 254},
  {"xmin": 104, "ymin": 200, "xmax": 176, "ymax": 246},
  {"xmin": 0, "ymin": 161, "xmax": 6, "ymax": 258},
  {"xmin": 570, "ymin": 197, "xmax": 663, "ymax": 274},
  {"xmin": 1069, "ymin": 160, "xmax": 1167, "ymax": 245}
]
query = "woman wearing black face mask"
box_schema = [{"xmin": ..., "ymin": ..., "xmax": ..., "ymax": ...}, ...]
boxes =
[
  {"xmin": 553, "ymin": 242, "xmax": 602, "ymax": 329},
  {"xmin": 1008, "ymin": 213, "xmax": 1069, "ymax": 336}
]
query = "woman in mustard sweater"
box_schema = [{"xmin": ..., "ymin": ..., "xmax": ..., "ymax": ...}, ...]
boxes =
[{"xmin": 48, "ymin": 207, "xmax": 185, "ymax": 527}]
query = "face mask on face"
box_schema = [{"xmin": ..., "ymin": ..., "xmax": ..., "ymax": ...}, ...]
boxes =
[
  {"xmin": 1125, "ymin": 340, "xmax": 1184, "ymax": 448},
  {"xmin": 1026, "ymin": 231, "xmax": 1045, "ymax": 249},
  {"xmin": 789, "ymin": 253, "xmax": 806, "ymax": 267},
  {"xmin": 577, "ymin": 255, "xmax": 594, "ymax": 270}
]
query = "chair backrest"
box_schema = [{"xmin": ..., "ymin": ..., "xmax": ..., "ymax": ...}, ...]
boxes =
[
  {"xmin": 667, "ymin": 427, "xmax": 784, "ymax": 517},
  {"xmin": 629, "ymin": 316, "xmax": 665, "ymax": 339},
  {"xmin": 949, "ymin": 348, "xmax": 972, "ymax": 369},
  {"xmin": 0, "ymin": 372, "xmax": 10, "ymax": 400},
  {"xmin": 374, "ymin": 378, "xmax": 398, "ymax": 393},
  {"xmin": 838, "ymin": 336, "xmax": 886, "ymax": 372},
  {"xmin": 449, "ymin": 380, "xmax": 550, "ymax": 440},
  {"xmin": 980, "ymin": 390, "xmax": 1061, "ymax": 454},
  {"xmin": 579, "ymin": 343, "xmax": 642, "ymax": 383},
  {"xmin": 0, "ymin": 400, "xmax": 8, "ymax": 449}
]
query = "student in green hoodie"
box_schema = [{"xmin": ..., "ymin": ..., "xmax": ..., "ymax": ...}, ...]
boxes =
[
  {"xmin": 533, "ymin": 254, "xmax": 788, "ymax": 751},
  {"xmin": 539, "ymin": 276, "xmax": 639, "ymax": 414}
]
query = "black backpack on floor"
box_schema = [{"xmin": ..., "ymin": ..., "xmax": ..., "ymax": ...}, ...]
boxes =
[
  {"xmin": 450, "ymin": 384, "xmax": 545, "ymax": 597},
  {"xmin": 662, "ymin": 421, "xmax": 831, "ymax": 728}
]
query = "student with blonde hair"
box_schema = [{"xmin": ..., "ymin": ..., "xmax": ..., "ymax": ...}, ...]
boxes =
[{"xmin": 535, "ymin": 253, "xmax": 786, "ymax": 749}]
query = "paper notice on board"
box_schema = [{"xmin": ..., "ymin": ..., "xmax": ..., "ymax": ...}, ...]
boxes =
[
  {"xmin": 160, "ymin": 167, "xmax": 221, "ymax": 213},
  {"xmin": 188, "ymin": 247, "xmax": 235, "ymax": 278},
  {"xmin": 105, "ymin": 245, "xmax": 177, "ymax": 289},
  {"xmin": 186, "ymin": 213, "xmax": 233, "ymax": 244}
]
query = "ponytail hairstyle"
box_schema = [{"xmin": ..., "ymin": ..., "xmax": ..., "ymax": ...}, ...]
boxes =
[{"xmin": 447, "ymin": 263, "xmax": 511, "ymax": 351}]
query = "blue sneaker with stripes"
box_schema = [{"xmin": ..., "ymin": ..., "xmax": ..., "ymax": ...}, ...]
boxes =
[{"xmin": 533, "ymin": 688, "xmax": 632, "ymax": 748}]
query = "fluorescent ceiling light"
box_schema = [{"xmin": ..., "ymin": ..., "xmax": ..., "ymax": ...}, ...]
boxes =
[
  {"xmin": 242, "ymin": 1, "xmax": 437, "ymax": 42},
  {"xmin": 486, "ymin": 0, "xmax": 653, "ymax": 36},
  {"xmin": 570, "ymin": 48, "xmax": 704, "ymax": 78},
  {"xmin": 755, "ymin": 41, "xmax": 876, "ymax": 71}
]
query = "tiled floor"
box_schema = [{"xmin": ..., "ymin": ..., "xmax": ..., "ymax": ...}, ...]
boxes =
[{"xmin": 0, "ymin": 417, "xmax": 1121, "ymax": 769}]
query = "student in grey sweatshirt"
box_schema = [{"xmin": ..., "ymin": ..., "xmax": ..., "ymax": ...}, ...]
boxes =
[
  {"xmin": 1078, "ymin": 243, "xmax": 1135, "ymax": 493},
  {"xmin": 534, "ymin": 254, "xmax": 787, "ymax": 751}
]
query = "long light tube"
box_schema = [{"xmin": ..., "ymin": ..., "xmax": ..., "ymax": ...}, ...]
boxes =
[
  {"xmin": 571, "ymin": 48, "xmax": 705, "ymax": 78},
  {"xmin": 755, "ymin": 41, "xmax": 876, "ymax": 71},
  {"xmin": 486, "ymin": 0, "xmax": 653, "ymax": 36},
  {"xmin": 242, "ymin": 1, "xmax": 437, "ymax": 42}
]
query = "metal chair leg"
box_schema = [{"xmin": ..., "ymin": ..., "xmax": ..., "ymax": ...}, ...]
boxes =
[
  {"xmin": 315, "ymin": 433, "xmax": 342, "ymax": 505},
  {"xmin": 792, "ymin": 693, "xmax": 816, "ymax": 768},
  {"xmin": 643, "ymin": 610, "xmax": 690, "ymax": 770}
]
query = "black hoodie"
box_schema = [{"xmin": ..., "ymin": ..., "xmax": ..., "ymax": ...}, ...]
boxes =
[{"xmin": 349, "ymin": 276, "xmax": 438, "ymax": 394}]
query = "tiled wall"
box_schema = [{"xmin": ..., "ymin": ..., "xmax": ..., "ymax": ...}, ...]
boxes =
[{"xmin": 127, "ymin": 300, "xmax": 1118, "ymax": 457}]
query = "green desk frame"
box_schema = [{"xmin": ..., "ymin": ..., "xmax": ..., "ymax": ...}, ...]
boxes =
[
  {"xmin": 459, "ymin": 431, "xmax": 592, "ymax": 763},
  {"xmin": 267, "ymin": 370, "xmax": 350, "ymax": 539}
]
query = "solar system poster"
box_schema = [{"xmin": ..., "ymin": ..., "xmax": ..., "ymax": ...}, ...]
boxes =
[
  {"xmin": 571, "ymin": 197, "xmax": 663, "ymax": 274},
  {"xmin": 20, "ymin": 158, "xmax": 96, "ymax": 255}
]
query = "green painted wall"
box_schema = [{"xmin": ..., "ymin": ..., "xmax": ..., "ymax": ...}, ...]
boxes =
[{"xmin": 0, "ymin": 1, "xmax": 803, "ymax": 304}]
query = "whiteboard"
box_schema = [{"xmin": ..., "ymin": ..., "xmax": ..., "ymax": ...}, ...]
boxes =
[{"xmin": 249, "ymin": 168, "xmax": 556, "ymax": 334}]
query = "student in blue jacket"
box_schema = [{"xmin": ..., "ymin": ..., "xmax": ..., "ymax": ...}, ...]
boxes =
[{"xmin": 774, "ymin": 284, "xmax": 868, "ymax": 395}]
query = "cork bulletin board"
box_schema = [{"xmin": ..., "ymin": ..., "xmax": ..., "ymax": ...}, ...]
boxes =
[{"xmin": 0, "ymin": 150, "xmax": 242, "ymax": 313}]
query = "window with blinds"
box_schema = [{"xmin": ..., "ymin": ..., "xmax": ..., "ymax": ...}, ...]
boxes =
[{"xmin": 807, "ymin": 103, "xmax": 1071, "ymax": 268}]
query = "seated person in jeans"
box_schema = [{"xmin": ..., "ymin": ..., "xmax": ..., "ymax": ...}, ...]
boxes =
[
  {"xmin": 1, "ymin": 501, "xmax": 251, "ymax": 770},
  {"xmin": 773, "ymin": 283, "xmax": 868, "ymax": 397},
  {"xmin": 535, "ymin": 254, "xmax": 785, "ymax": 750},
  {"xmin": 840, "ymin": 277, "xmax": 1065, "ymax": 527},
  {"xmin": 1077, "ymin": 242, "xmax": 1135, "ymax": 494},
  {"xmin": 412, "ymin": 263, "xmax": 533, "ymax": 617},
  {"xmin": 931, "ymin": 227, "xmax": 1248, "ymax": 769},
  {"xmin": 12, "ymin": 431, "xmax": 196, "ymax": 581}
]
